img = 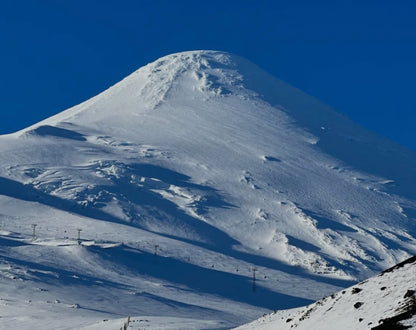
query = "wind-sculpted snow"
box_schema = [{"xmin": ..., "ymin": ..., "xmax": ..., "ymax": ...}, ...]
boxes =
[
  {"xmin": 28, "ymin": 125, "xmax": 87, "ymax": 141},
  {"xmin": 0, "ymin": 50, "xmax": 415, "ymax": 329}
]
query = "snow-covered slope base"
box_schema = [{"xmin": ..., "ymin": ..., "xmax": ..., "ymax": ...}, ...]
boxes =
[
  {"xmin": 237, "ymin": 255, "xmax": 416, "ymax": 330},
  {"xmin": 0, "ymin": 51, "xmax": 415, "ymax": 328}
]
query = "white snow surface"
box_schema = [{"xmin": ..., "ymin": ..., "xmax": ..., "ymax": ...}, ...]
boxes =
[
  {"xmin": 236, "ymin": 256, "xmax": 416, "ymax": 330},
  {"xmin": 0, "ymin": 50, "xmax": 415, "ymax": 328}
]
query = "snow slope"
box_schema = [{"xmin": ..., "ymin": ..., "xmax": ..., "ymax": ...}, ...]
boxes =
[
  {"xmin": 0, "ymin": 50, "xmax": 415, "ymax": 328},
  {"xmin": 236, "ymin": 255, "xmax": 416, "ymax": 330}
]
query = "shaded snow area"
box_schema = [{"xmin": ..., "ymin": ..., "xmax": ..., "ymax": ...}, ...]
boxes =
[
  {"xmin": 237, "ymin": 256, "xmax": 416, "ymax": 330},
  {"xmin": 0, "ymin": 51, "xmax": 415, "ymax": 329}
]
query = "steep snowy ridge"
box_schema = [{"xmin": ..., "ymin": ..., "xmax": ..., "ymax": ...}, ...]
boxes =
[
  {"xmin": 236, "ymin": 255, "xmax": 416, "ymax": 330},
  {"xmin": 0, "ymin": 50, "xmax": 415, "ymax": 328}
]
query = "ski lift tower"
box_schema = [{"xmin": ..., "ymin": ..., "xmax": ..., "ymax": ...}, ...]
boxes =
[
  {"xmin": 31, "ymin": 224, "xmax": 37, "ymax": 240},
  {"xmin": 77, "ymin": 228, "xmax": 82, "ymax": 244}
]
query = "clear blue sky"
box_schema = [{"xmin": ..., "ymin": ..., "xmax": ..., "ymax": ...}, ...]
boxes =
[{"xmin": 1, "ymin": 0, "xmax": 415, "ymax": 150}]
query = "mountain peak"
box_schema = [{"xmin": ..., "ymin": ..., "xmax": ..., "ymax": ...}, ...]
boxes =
[
  {"xmin": 24, "ymin": 51, "xmax": 250, "ymax": 130},
  {"xmin": 146, "ymin": 50, "xmax": 237, "ymax": 68},
  {"xmin": 144, "ymin": 50, "xmax": 246, "ymax": 75},
  {"xmin": 136, "ymin": 50, "xmax": 249, "ymax": 102},
  {"xmin": 18, "ymin": 50, "xmax": 416, "ymax": 201}
]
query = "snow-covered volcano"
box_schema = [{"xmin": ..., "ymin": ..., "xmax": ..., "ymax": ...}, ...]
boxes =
[{"xmin": 0, "ymin": 50, "xmax": 415, "ymax": 329}]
